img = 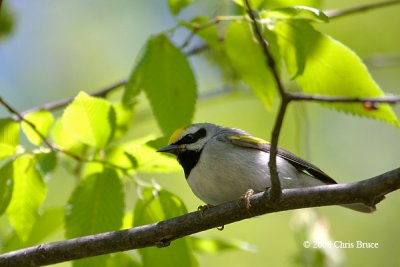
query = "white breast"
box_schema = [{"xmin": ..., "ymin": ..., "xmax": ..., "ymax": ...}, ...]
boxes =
[{"xmin": 186, "ymin": 139, "xmax": 326, "ymax": 205}]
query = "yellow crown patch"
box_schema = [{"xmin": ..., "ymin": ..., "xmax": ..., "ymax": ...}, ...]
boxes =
[{"xmin": 168, "ymin": 126, "xmax": 188, "ymax": 144}]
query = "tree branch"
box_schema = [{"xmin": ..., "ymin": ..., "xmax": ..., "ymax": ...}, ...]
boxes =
[
  {"xmin": 184, "ymin": 42, "xmax": 210, "ymax": 56},
  {"xmin": 0, "ymin": 167, "xmax": 399, "ymax": 267},
  {"xmin": 326, "ymin": 0, "xmax": 400, "ymax": 19},
  {"xmin": 1, "ymin": 2, "xmax": 399, "ymax": 266}
]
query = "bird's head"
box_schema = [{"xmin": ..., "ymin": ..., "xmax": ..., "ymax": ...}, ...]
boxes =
[{"xmin": 157, "ymin": 123, "xmax": 220, "ymax": 155}]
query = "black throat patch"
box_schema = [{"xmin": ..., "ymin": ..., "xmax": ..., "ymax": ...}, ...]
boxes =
[
  {"xmin": 177, "ymin": 149, "xmax": 203, "ymax": 178},
  {"xmin": 172, "ymin": 127, "xmax": 207, "ymax": 178}
]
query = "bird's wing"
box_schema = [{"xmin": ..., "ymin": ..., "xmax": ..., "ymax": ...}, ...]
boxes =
[{"xmin": 221, "ymin": 135, "xmax": 337, "ymax": 185}]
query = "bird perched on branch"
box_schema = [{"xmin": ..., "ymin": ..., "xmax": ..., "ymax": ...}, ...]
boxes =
[{"xmin": 158, "ymin": 123, "xmax": 374, "ymax": 213}]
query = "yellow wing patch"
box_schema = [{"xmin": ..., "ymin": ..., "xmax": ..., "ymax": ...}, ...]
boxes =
[
  {"xmin": 229, "ymin": 135, "xmax": 268, "ymax": 144},
  {"xmin": 168, "ymin": 126, "xmax": 188, "ymax": 144}
]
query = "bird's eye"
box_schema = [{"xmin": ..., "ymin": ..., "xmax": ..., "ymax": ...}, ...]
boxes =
[
  {"xmin": 175, "ymin": 128, "xmax": 206, "ymax": 145},
  {"xmin": 185, "ymin": 134, "xmax": 195, "ymax": 142}
]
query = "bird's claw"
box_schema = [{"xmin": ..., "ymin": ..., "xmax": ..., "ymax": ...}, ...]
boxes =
[
  {"xmin": 198, "ymin": 204, "xmax": 213, "ymax": 217},
  {"xmin": 238, "ymin": 189, "xmax": 255, "ymax": 209}
]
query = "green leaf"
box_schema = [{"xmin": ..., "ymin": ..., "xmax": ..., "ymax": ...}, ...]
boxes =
[
  {"xmin": 122, "ymin": 44, "xmax": 150, "ymax": 104},
  {"xmin": 276, "ymin": 21, "xmax": 399, "ymax": 126},
  {"xmin": 123, "ymin": 152, "xmax": 139, "ymax": 169},
  {"xmin": 180, "ymin": 17, "xmax": 239, "ymax": 87},
  {"xmin": 112, "ymin": 102, "xmax": 134, "ymax": 140},
  {"xmin": 82, "ymin": 162, "xmax": 105, "ymax": 178},
  {"xmin": 20, "ymin": 207, "xmax": 64, "ymax": 245},
  {"xmin": 0, "ymin": 143, "xmax": 17, "ymax": 160},
  {"xmin": 107, "ymin": 137, "xmax": 180, "ymax": 173},
  {"xmin": 6, "ymin": 155, "xmax": 47, "ymax": 242},
  {"xmin": 260, "ymin": 6, "xmax": 328, "ymax": 23},
  {"xmin": 67, "ymin": 169, "xmax": 124, "ymax": 267},
  {"xmin": 275, "ymin": 21, "xmax": 307, "ymax": 78},
  {"xmin": 182, "ymin": 16, "xmax": 221, "ymax": 50},
  {"xmin": 62, "ymin": 91, "xmax": 116, "ymax": 148},
  {"xmin": 0, "ymin": 4, "xmax": 14, "ymax": 40},
  {"xmin": 3, "ymin": 207, "xmax": 64, "ymax": 252},
  {"xmin": 65, "ymin": 168, "xmax": 124, "ymax": 238},
  {"xmin": 168, "ymin": 0, "xmax": 192, "ymax": 15},
  {"xmin": 189, "ymin": 235, "xmax": 256, "ymax": 254},
  {"xmin": 233, "ymin": 0, "xmax": 322, "ymax": 9},
  {"xmin": 0, "ymin": 161, "xmax": 13, "ymax": 216},
  {"xmin": 123, "ymin": 34, "xmax": 196, "ymax": 135},
  {"xmin": 134, "ymin": 188, "xmax": 198, "ymax": 267},
  {"xmin": 0, "ymin": 118, "xmax": 20, "ymax": 160},
  {"xmin": 134, "ymin": 188, "xmax": 189, "ymax": 222},
  {"xmin": 106, "ymin": 253, "xmax": 141, "ymax": 267},
  {"xmin": 226, "ymin": 21, "xmax": 276, "ymax": 108},
  {"xmin": 0, "ymin": 118, "xmax": 19, "ymax": 145},
  {"xmin": 21, "ymin": 110, "xmax": 54, "ymax": 146},
  {"xmin": 36, "ymin": 152, "xmax": 57, "ymax": 176},
  {"xmin": 73, "ymin": 255, "xmax": 110, "ymax": 267},
  {"xmin": 51, "ymin": 118, "xmax": 85, "ymax": 153},
  {"xmin": 128, "ymin": 145, "xmax": 180, "ymax": 173},
  {"xmin": 260, "ymin": 0, "xmax": 322, "ymax": 9},
  {"xmin": 232, "ymin": 0, "xmax": 265, "ymax": 8},
  {"xmin": 122, "ymin": 212, "xmax": 134, "ymax": 230}
]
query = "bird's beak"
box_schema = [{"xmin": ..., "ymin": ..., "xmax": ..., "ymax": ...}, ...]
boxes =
[{"xmin": 157, "ymin": 144, "xmax": 179, "ymax": 154}]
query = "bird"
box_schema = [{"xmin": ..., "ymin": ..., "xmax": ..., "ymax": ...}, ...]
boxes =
[{"xmin": 157, "ymin": 123, "xmax": 374, "ymax": 213}]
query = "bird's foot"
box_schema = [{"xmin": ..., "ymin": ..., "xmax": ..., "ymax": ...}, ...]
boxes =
[
  {"xmin": 238, "ymin": 189, "xmax": 255, "ymax": 209},
  {"xmin": 197, "ymin": 204, "xmax": 213, "ymax": 217}
]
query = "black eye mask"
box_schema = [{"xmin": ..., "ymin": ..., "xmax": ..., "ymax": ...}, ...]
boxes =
[{"xmin": 174, "ymin": 128, "xmax": 207, "ymax": 145}]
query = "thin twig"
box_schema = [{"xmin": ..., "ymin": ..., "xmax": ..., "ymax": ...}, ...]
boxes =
[
  {"xmin": 180, "ymin": 17, "xmax": 220, "ymax": 50},
  {"xmin": 180, "ymin": 16, "xmax": 239, "ymax": 50},
  {"xmin": 1, "ymin": 167, "xmax": 399, "ymax": 267},
  {"xmin": 244, "ymin": 0, "xmax": 286, "ymax": 201},
  {"xmin": 20, "ymin": 79, "xmax": 128, "ymax": 116},
  {"xmin": 0, "ymin": 97, "xmax": 131, "ymax": 173},
  {"xmin": 244, "ymin": 5, "xmax": 284, "ymax": 96},
  {"xmin": 60, "ymin": 149, "xmax": 132, "ymax": 173},
  {"xmin": 184, "ymin": 43, "xmax": 210, "ymax": 55},
  {"xmin": 0, "ymin": 97, "xmax": 56, "ymax": 150},
  {"xmin": 288, "ymin": 93, "xmax": 400, "ymax": 104},
  {"xmin": 326, "ymin": 0, "xmax": 400, "ymax": 19}
]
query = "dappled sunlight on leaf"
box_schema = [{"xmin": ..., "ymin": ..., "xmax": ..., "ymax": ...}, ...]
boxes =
[
  {"xmin": 275, "ymin": 21, "xmax": 399, "ymax": 126},
  {"xmin": 62, "ymin": 91, "xmax": 116, "ymax": 148}
]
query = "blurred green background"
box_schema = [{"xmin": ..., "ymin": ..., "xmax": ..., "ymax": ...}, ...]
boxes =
[{"xmin": 0, "ymin": 0, "xmax": 399, "ymax": 266}]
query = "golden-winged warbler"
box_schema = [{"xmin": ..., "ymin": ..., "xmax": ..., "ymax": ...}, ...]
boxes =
[{"xmin": 158, "ymin": 123, "xmax": 374, "ymax": 213}]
